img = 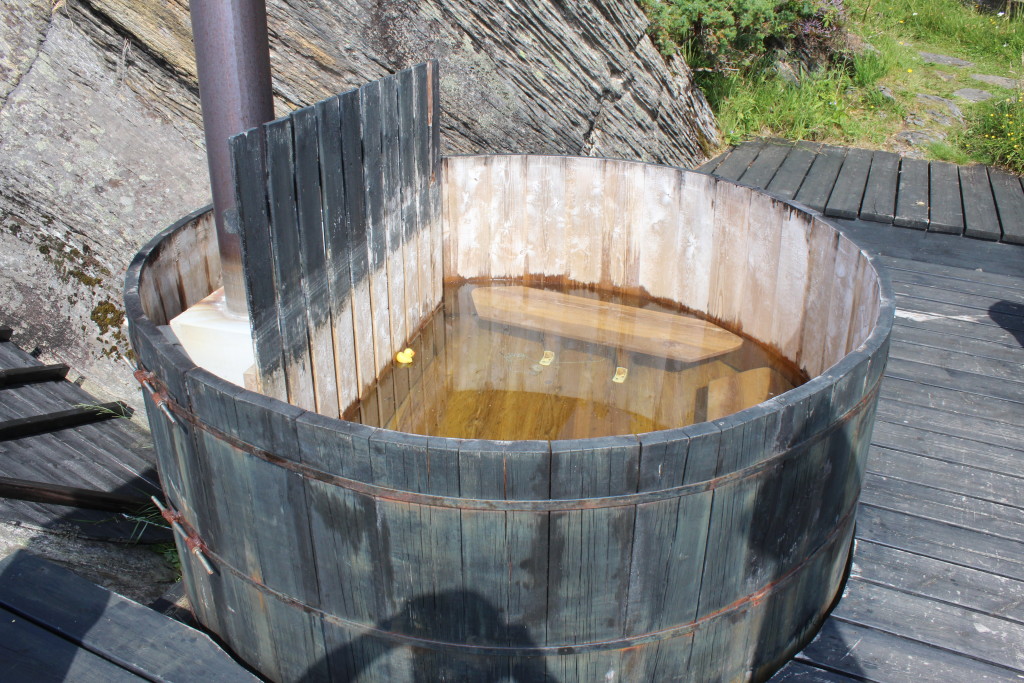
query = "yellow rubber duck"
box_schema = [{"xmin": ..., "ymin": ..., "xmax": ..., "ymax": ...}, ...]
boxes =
[{"xmin": 395, "ymin": 347, "xmax": 415, "ymax": 364}]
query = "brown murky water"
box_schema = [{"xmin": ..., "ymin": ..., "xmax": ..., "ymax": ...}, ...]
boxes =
[{"xmin": 344, "ymin": 283, "xmax": 807, "ymax": 440}]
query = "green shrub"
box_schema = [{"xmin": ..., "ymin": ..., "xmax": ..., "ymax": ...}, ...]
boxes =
[{"xmin": 642, "ymin": 0, "xmax": 848, "ymax": 71}]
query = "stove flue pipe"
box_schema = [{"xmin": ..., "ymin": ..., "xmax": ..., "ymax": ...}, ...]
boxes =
[{"xmin": 189, "ymin": 0, "xmax": 274, "ymax": 316}]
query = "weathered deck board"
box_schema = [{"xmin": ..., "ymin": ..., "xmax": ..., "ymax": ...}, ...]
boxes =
[
  {"xmin": 928, "ymin": 161, "xmax": 965, "ymax": 235},
  {"xmin": 960, "ymin": 164, "xmax": 1002, "ymax": 241},
  {"xmin": 0, "ymin": 551, "xmax": 257, "ymax": 682},
  {"xmin": 824, "ymin": 147, "xmax": 872, "ymax": 219},
  {"xmin": 858, "ymin": 150, "xmax": 900, "ymax": 223},
  {"xmin": 705, "ymin": 140, "xmax": 1023, "ymax": 245},
  {"xmin": 893, "ymin": 157, "xmax": 930, "ymax": 229},
  {"xmin": 0, "ymin": 338, "xmax": 165, "ymax": 541},
  {"xmin": 793, "ymin": 145, "xmax": 846, "ymax": 212}
]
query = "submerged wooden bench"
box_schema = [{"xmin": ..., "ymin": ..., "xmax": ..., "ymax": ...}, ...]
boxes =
[{"xmin": 470, "ymin": 285, "xmax": 744, "ymax": 363}]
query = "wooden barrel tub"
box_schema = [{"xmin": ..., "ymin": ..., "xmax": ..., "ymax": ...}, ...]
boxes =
[{"xmin": 124, "ymin": 156, "xmax": 893, "ymax": 682}]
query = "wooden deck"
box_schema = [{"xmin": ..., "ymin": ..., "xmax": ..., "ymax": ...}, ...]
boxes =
[
  {"xmin": 0, "ymin": 328, "xmax": 166, "ymax": 542},
  {"xmin": 703, "ymin": 146, "xmax": 1024, "ymax": 681},
  {"xmin": 701, "ymin": 139, "xmax": 1024, "ymax": 245},
  {"xmin": 0, "ymin": 550, "xmax": 257, "ymax": 681}
]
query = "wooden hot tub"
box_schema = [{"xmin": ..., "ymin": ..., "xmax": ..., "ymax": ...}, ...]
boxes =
[{"xmin": 124, "ymin": 65, "xmax": 893, "ymax": 682}]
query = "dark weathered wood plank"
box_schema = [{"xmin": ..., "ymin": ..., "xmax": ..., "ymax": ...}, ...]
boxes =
[
  {"xmin": 0, "ymin": 363, "xmax": 68, "ymax": 387},
  {"xmin": 359, "ymin": 79, "xmax": 395, "ymax": 425},
  {"xmin": 794, "ymin": 618, "xmax": 1020, "ymax": 683},
  {"xmin": 989, "ymin": 168, "xmax": 1024, "ymax": 245},
  {"xmin": 770, "ymin": 660, "xmax": 860, "ymax": 682},
  {"xmin": 292, "ymin": 104, "xmax": 340, "ymax": 419},
  {"xmin": 338, "ymin": 88, "xmax": 377, "ymax": 412},
  {"xmin": 825, "ymin": 147, "xmax": 872, "ymax": 219},
  {"xmin": 873, "ymin": 410, "xmax": 1024, "ymax": 466},
  {"xmin": 880, "ymin": 377, "xmax": 1021, "ymax": 426},
  {"xmin": 712, "ymin": 140, "xmax": 764, "ymax": 181},
  {"xmin": 882, "ymin": 258, "xmax": 1024, "ymax": 304},
  {"xmin": 889, "ymin": 337, "xmax": 1023, "ymax": 382},
  {"xmin": 894, "ymin": 157, "xmax": 929, "ymax": 229},
  {"xmin": 856, "ymin": 505, "xmax": 1024, "ymax": 581},
  {"xmin": 794, "ymin": 145, "xmax": 847, "ymax": 212},
  {"xmin": 231, "ymin": 128, "xmax": 287, "ymax": 400},
  {"xmin": 960, "ymin": 164, "xmax": 1002, "ymax": 241},
  {"xmin": 380, "ymin": 74, "xmax": 408, "ymax": 409},
  {"xmin": 316, "ymin": 94, "xmax": 360, "ymax": 412},
  {"xmin": 0, "ymin": 604, "xmax": 144, "ymax": 682},
  {"xmin": 0, "ymin": 401, "xmax": 130, "ymax": 440},
  {"xmin": 738, "ymin": 141, "xmax": 791, "ymax": 189},
  {"xmin": 853, "ymin": 540, "xmax": 1024, "ymax": 623},
  {"xmin": 928, "ymin": 161, "xmax": 965, "ymax": 234},
  {"xmin": 834, "ymin": 578, "xmax": 1024, "ymax": 672},
  {"xmin": 696, "ymin": 148, "xmax": 730, "ymax": 174},
  {"xmin": 765, "ymin": 141, "xmax": 817, "ymax": 200},
  {"xmin": 0, "ymin": 477, "xmax": 151, "ymax": 513},
  {"xmin": 867, "ymin": 445, "xmax": 1024, "ymax": 510},
  {"xmin": 861, "ymin": 469, "xmax": 1024, "ymax": 542},
  {"xmin": 0, "ymin": 551, "xmax": 258, "ymax": 680},
  {"xmin": 859, "ymin": 150, "xmax": 900, "ymax": 223},
  {"xmin": 265, "ymin": 117, "xmax": 317, "ymax": 410},
  {"xmin": 885, "ymin": 355, "xmax": 1024, "ymax": 403}
]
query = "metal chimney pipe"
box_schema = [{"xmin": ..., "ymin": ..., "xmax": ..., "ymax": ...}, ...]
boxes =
[{"xmin": 189, "ymin": 0, "xmax": 274, "ymax": 316}]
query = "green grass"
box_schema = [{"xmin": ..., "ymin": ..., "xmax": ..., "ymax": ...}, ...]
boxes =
[
  {"xmin": 705, "ymin": 54, "xmax": 906, "ymax": 146},
  {"xmin": 957, "ymin": 94, "xmax": 1024, "ymax": 171},
  {"xmin": 680, "ymin": 0, "xmax": 1024, "ymax": 173}
]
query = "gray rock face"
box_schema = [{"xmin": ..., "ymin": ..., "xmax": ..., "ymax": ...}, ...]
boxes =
[
  {"xmin": 0, "ymin": 0, "xmax": 720, "ymax": 407},
  {"xmin": 971, "ymin": 73, "xmax": 1019, "ymax": 90},
  {"xmin": 916, "ymin": 94, "xmax": 964, "ymax": 122},
  {"xmin": 954, "ymin": 88, "xmax": 995, "ymax": 102},
  {"xmin": 918, "ymin": 52, "xmax": 974, "ymax": 68}
]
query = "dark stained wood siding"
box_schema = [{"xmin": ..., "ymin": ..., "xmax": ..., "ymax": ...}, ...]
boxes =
[{"xmin": 230, "ymin": 62, "xmax": 442, "ymax": 419}]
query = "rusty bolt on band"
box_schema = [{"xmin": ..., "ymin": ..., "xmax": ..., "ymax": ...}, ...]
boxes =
[
  {"xmin": 150, "ymin": 496, "xmax": 216, "ymax": 575},
  {"xmin": 122, "ymin": 357, "xmax": 180, "ymax": 428}
]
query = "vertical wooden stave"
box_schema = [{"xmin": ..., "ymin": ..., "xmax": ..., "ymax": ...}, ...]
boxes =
[
  {"xmin": 292, "ymin": 105, "xmax": 340, "ymax": 418},
  {"xmin": 230, "ymin": 130, "xmax": 287, "ymax": 400},
  {"xmin": 265, "ymin": 118, "xmax": 317, "ymax": 410},
  {"xmin": 316, "ymin": 94, "xmax": 360, "ymax": 414}
]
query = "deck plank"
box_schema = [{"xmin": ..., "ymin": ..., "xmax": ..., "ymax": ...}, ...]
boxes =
[
  {"xmin": 738, "ymin": 141, "xmax": 792, "ymax": 189},
  {"xmin": 0, "ymin": 551, "xmax": 258, "ymax": 681},
  {"xmin": 824, "ymin": 147, "xmax": 872, "ymax": 219},
  {"xmin": 928, "ymin": 161, "xmax": 965, "ymax": 235},
  {"xmin": 794, "ymin": 145, "xmax": 847, "ymax": 212},
  {"xmin": 989, "ymin": 169, "xmax": 1024, "ymax": 246},
  {"xmin": 961, "ymin": 164, "xmax": 1002, "ymax": 241},
  {"xmin": 858, "ymin": 150, "xmax": 900, "ymax": 223},
  {"xmin": 765, "ymin": 142, "xmax": 817, "ymax": 200},
  {"xmin": 894, "ymin": 157, "xmax": 929, "ymax": 229},
  {"xmin": 711, "ymin": 140, "xmax": 764, "ymax": 181}
]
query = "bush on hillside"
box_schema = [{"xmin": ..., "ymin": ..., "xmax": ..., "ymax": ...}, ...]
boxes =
[{"xmin": 642, "ymin": 0, "xmax": 849, "ymax": 72}]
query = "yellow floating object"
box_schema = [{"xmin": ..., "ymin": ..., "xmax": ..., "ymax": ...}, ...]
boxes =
[
  {"xmin": 612, "ymin": 367, "xmax": 628, "ymax": 383},
  {"xmin": 396, "ymin": 348, "xmax": 415, "ymax": 364},
  {"xmin": 539, "ymin": 350, "xmax": 555, "ymax": 366}
]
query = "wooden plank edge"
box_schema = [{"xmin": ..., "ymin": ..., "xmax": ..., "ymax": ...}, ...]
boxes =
[
  {"xmin": 0, "ymin": 477, "xmax": 153, "ymax": 514},
  {"xmin": 0, "ymin": 364, "xmax": 70, "ymax": 388},
  {"xmin": 0, "ymin": 402, "xmax": 133, "ymax": 441}
]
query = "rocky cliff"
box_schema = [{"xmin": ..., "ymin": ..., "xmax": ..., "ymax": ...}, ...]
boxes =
[{"xmin": 0, "ymin": 0, "xmax": 719, "ymax": 406}]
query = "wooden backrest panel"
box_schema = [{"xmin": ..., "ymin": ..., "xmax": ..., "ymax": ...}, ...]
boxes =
[{"xmin": 229, "ymin": 62, "xmax": 443, "ymax": 417}]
